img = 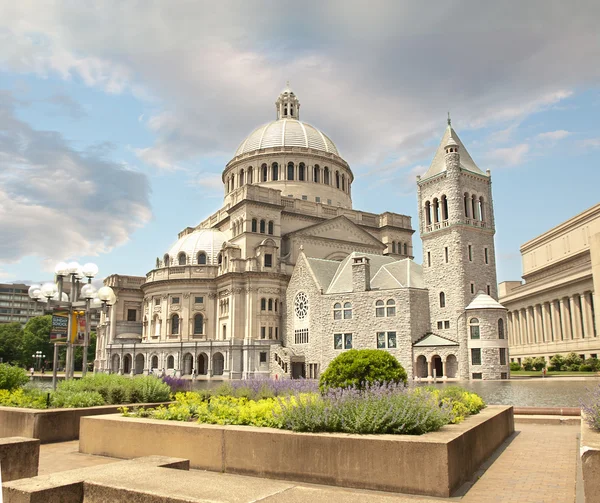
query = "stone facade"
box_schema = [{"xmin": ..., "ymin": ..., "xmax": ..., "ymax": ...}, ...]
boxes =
[{"xmin": 95, "ymin": 90, "xmax": 508, "ymax": 380}]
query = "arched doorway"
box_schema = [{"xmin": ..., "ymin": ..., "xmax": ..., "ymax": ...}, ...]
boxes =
[
  {"xmin": 123, "ymin": 354, "xmax": 132, "ymax": 374},
  {"xmin": 183, "ymin": 353, "xmax": 193, "ymax": 375},
  {"xmin": 197, "ymin": 353, "xmax": 208, "ymax": 375},
  {"xmin": 135, "ymin": 354, "xmax": 144, "ymax": 374},
  {"xmin": 150, "ymin": 355, "xmax": 159, "ymax": 370},
  {"xmin": 111, "ymin": 354, "xmax": 120, "ymax": 373},
  {"xmin": 415, "ymin": 355, "xmax": 428, "ymax": 378},
  {"xmin": 432, "ymin": 355, "xmax": 443, "ymax": 378},
  {"xmin": 166, "ymin": 355, "xmax": 175, "ymax": 369},
  {"xmin": 212, "ymin": 352, "xmax": 224, "ymax": 376},
  {"xmin": 446, "ymin": 354, "xmax": 458, "ymax": 378}
]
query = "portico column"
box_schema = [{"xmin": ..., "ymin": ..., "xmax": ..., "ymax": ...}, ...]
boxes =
[
  {"xmin": 527, "ymin": 307, "xmax": 536, "ymax": 343},
  {"xmin": 559, "ymin": 299, "xmax": 570, "ymax": 340},
  {"xmin": 571, "ymin": 295, "xmax": 583, "ymax": 339},
  {"xmin": 507, "ymin": 312, "xmax": 514, "ymax": 346},
  {"xmin": 520, "ymin": 308, "xmax": 528, "ymax": 345},
  {"xmin": 514, "ymin": 311, "xmax": 521, "ymax": 345},
  {"xmin": 543, "ymin": 302, "xmax": 552, "ymax": 342},
  {"xmin": 582, "ymin": 292, "xmax": 594, "ymax": 338},
  {"xmin": 534, "ymin": 305, "xmax": 543, "ymax": 343},
  {"xmin": 442, "ymin": 359, "xmax": 447, "ymax": 378},
  {"xmin": 427, "ymin": 360, "xmax": 433, "ymax": 378},
  {"xmin": 551, "ymin": 300, "xmax": 561, "ymax": 341}
]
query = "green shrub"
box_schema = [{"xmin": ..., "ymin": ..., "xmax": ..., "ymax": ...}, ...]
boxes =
[
  {"xmin": 568, "ymin": 364, "xmax": 580, "ymax": 372},
  {"xmin": 580, "ymin": 364, "xmax": 593, "ymax": 372},
  {"xmin": 532, "ymin": 357, "xmax": 546, "ymax": 371},
  {"xmin": 548, "ymin": 366, "xmax": 557, "ymax": 371},
  {"xmin": 550, "ymin": 354, "xmax": 565, "ymax": 371},
  {"xmin": 0, "ymin": 363, "xmax": 29, "ymax": 391},
  {"xmin": 584, "ymin": 358, "xmax": 600, "ymax": 371},
  {"xmin": 565, "ymin": 352, "xmax": 583, "ymax": 367},
  {"xmin": 319, "ymin": 349, "xmax": 407, "ymax": 392},
  {"xmin": 51, "ymin": 391, "xmax": 105, "ymax": 408},
  {"xmin": 522, "ymin": 357, "xmax": 534, "ymax": 371},
  {"xmin": 421, "ymin": 386, "xmax": 486, "ymax": 423},
  {"xmin": 509, "ymin": 362, "xmax": 521, "ymax": 371},
  {"xmin": 0, "ymin": 388, "xmax": 48, "ymax": 408}
]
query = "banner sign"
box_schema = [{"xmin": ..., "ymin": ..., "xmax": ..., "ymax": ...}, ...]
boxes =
[
  {"xmin": 50, "ymin": 311, "xmax": 69, "ymax": 342},
  {"xmin": 72, "ymin": 313, "xmax": 86, "ymax": 345}
]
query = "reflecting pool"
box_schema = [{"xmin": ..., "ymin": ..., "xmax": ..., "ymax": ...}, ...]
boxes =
[{"xmin": 423, "ymin": 377, "xmax": 599, "ymax": 407}]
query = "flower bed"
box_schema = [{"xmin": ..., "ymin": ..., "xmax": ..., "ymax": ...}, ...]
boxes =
[{"xmin": 122, "ymin": 384, "xmax": 485, "ymax": 435}]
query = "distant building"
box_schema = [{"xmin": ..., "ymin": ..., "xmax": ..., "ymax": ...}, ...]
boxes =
[
  {"xmin": 499, "ymin": 203, "xmax": 600, "ymax": 363},
  {"xmin": 0, "ymin": 283, "xmax": 44, "ymax": 325}
]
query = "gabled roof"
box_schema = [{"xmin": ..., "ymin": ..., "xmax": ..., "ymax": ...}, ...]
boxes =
[
  {"xmin": 305, "ymin": 257, "xmax": 340, "ymax": 291},
  {"xmin": 371, "ymin": 259, "xmax": 424, "ymax": 289},
  {"xmin": 413, "ymin": 333, "xmax": 459, "ymax": 347},
  {"xmin": 326, "ymin": 252, "xmax": 396, "ymax": 294},
  {"xmin": 466, "ymin": 291, "xmax": 506, "ymax": 310},
  {"xmin": 421, "ymin": 126, "xmax": 486, "ymax": 180},
  {"xmin": 284, "ymin": 215, "xmax": 385, "ymax": 250}
]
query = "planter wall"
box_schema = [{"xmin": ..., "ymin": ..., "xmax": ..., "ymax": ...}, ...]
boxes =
[
  {"xmin": 80, "ymin": 405, "xmax": 514, "ymax": 497},
  {"xmin": 581, "ymin": 419, "xmax": 600, "ymax": 503},
  {"xmin": 0, "ymin": 437, "xmax": 39, "ymax": 483},
  {"xmin": 0, "ymin": 403, "xmax": 171, "ymax": 444}
]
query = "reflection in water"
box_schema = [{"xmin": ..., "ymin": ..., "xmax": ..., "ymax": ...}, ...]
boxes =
[{"xmin": 422, "ymin": 378, "xmax": 599, "ymax": 407}]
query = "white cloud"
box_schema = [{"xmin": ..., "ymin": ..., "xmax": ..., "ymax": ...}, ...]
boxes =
[
  {"xmin": 485, "ymin": 144, "xmax": 530, "ymax": 167},
  {"xmin": 0, "ymin": 92, "xmax": 152, "ymax": 264},
  {"xmin": 579, "ymin": 138, "xmax": 600, "ymax": 149},
  {"xmin": 536, "ymin": 130, "xmax": 572, "ymax": 141}
]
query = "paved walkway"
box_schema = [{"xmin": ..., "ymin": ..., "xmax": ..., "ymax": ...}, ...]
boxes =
[{"xmin": 38, "ymin": 422, "xmax": 579, "ymax": 502}]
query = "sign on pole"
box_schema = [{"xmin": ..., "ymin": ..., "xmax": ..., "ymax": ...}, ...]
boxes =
[
  {"xmin": 50, "ymin": 310, "xmax": 69, "ymax": 342},
  {"xmin": 71, "ymin": 312, "xmax": 86, "ymax": 345}
]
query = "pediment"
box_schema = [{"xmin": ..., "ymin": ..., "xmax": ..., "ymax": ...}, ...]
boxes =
[{"xmin": 288, "ymin": 216, "xmax": 384, "ymax": 249}]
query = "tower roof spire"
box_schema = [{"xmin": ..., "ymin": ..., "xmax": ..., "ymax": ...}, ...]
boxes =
[
  {"xmin": 275, "ymin": 83, "xmax": 300, "ymax": 120},
  {"xmin": 447, "ymin": 111, "xmax": 451, "ymax": 127}
]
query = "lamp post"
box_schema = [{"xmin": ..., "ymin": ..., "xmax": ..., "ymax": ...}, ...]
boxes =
[
  {"xmin": 31, "ymin": 351, "xmax": 45, "ymax": 371},
  {"xmin": 28, "ymin": 262, "xmax": 115, "ymax": 389}
]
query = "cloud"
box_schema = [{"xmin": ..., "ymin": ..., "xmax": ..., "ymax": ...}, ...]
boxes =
[
  {"xmin": 0, "ymin": 1, "xmax": 598, "ymax": 173},
  {"xmin": 485, "ymin": 143, "xmax": 530, "ymax": 167},
  {"xmin": 579, "ymin": 137, "xmax": 600, "ymax": 149},
  {"xmin": 46, "ymin": 93, "xmax": 86, "ymax": 119},
  {"xmin": 536, "ymin": 130, "xmax": 572, "ymax": 141},
  {"xmin": 0, "ymin": 92, "xmax": 152, "ymax": 264}
]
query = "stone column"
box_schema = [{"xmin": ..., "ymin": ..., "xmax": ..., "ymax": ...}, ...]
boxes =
[
  {"xmin": 571, "ymin": 295, "xmax": 583, "ymax": 339},
  {"xmin": 527, "ymin": 307, "xmax": 536, "ymax": 344},
  {"xmin": 543, "ymin": 302, "xmax": 552, "ymax": 342},
  {"xmin": 559, "ymin": 299, "xmax": 571, "ymax": 340},
  {"xmin": 534, "ymin": 305, "xmax": 543, "ymax": 343},
  {"xmin": 442, "ymin": 359, "xmax": 447, "ymax": 378},
  {"xmin": 582, "ymin": 292, "xmax": 594, "ymax": 339},
  {"xmin": 520, "ymin": 308, "xmax": 528, "ymax": 345},
  {"xmin": 514, "ymin": 311, "xmax": 521, "ymax": 345},
  {"xmin": 507, "ymin": 312, "xmax": 514, "ymax": 346},
  {"xmin": 551, "ymin": 300, "xmax": 561, "ymax": 341},
  {"xmin": 427, "ymin": 360, "xmax": 433, "ymax": 378}
]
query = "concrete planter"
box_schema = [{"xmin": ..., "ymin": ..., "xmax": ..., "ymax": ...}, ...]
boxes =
[
  {"xmin": 0, "ymin": 437, "xmax": 39, "ymax": 483},
  {"xmin": 80, "ymin": 405, "xmax": 514, "ymax": 497},
  {"xmin": 581, "ymin": 418, "xmax": 600, "ymax": 503},
  {"xmin": 0, "ymin": 402, "xmax": 171, "ymax": 444}
]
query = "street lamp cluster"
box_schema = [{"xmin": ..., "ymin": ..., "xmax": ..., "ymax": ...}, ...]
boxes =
[{"xmin": 27, "ymin": 261, "xmax": 116, "ymax": 388}]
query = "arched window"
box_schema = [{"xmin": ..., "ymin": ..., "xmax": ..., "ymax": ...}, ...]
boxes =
[
  {"xmin": 272, "ymin": 162, "xmax": 278, "ymax": 181},
  {"xmin": 392, "ymin": 242, "xmax": 396, "ymax": 253},
  {"xmin": 336, "ymin": 171, "xmax": 340, "ymax": 188},
  {"xmin": 268, "ymin": 221, "xmax": 274, "ymax": 235},
  {"xmin": 274, "ymin": 299, "xmax": 278, "ymax": 312},
  {"xmin": 440, "ymin": 292, "xmax": 446, "ymax": 308},
  {"xmin": 403, "ymin": 243, "xmax": 408, "ymax": 255},
  {"xmin": 498, "ymin": 318, "xmax": 504, "ymax": 339},
  {"xmin": 469, "ymin": 318, "xmax": 480, "ymax": 339},
  {"xmin": 218, "ymin": 254, "xmax": 223, "ymax": 265},
  {"xmin": 464, "ymin": 193, "xmax": 470, "ymax": 218},
  {"xmin": 151, "ymin": 355, "xmax": 158, "ymax": 369},
  {"xmin": 324, "ymin": 167, "xmax": 330, "ymax": 185},
  {"xmin": 268, "ymin": 299, "xmax": 273, "ymax": 311},
  {"xmin": 313, "ymin": 164, "xmax": 320, "ymax": 183},
  {"xmin": 262, "ymin": 164, "xmax": 268, "ymax": 182},
  {"xmin": 425, "ymin": 201, "xmax": 431, "ymax": 226},
  {"xmin": 479, "ymin": 196, "xmax": 485, "ymax": 221},
  {"xmin": 178, "ymin": 252, "xmax": 187, "ymax": 266},
  {"xmin": 171, "ymin": 314, "xmax": 180, "ymax": 335},
  {"xmin": 441, "ymin": 195, "xmax": 448, "ymax": 221},
  {"xmin": 260, "ymin": 298, "xmax": 266, "ymax": 311},
  {"xmin": 197, "ymin": 252, "xmax": 207, "ymax": 265},
  {"xmin": 154, "ymin": 315, "xmax": 161, "ymax": 336},
  {"xmin": 343, "ymin": 302, "xmax": 352, "ymax": 319},
  {"xmin": 167, "ymin": 355, "xmax": 174, "ymax": 369},
  {"xmin": 299, "ymin": 162, "xmax": 305, "ymax": 181},
  {"xmin": 471, "ymin": 195, "xmax": 478, "ymax": 220},
  {"xmin": 248, "ymin": 167, "xmax": 253, "ymax": 184},
  {"xmin": 251, "ymin": 218, "xmax": 257, "ymax": 232},
  {"xmin": 287, "ymin": 162, "xmax": 294, "ymax": 181},
  {"xmin": 260, "ymin": 219, "xmax": 265, "ymax": 233},
  {"xmin": 386, "ymin": 299, "xmax": 396, "ymax": 317},
  {"xmin": 375, "ymin": 300, "xmax": 385, "ymax": 317},
  {"xmin": 433, "ymin": 198, "xmax": 440, "ymax": 223},
  {"xmin": 333, "ymin": 302, "xmax": 342, "ymax": 320},
  {"xmin": 194, "ymin": 314, "xmax": 204, "ymax": 335},
  {"xmin": 239, "ymin": 169, "xmax": 244, "ymax": 186},
  {"xmin": 341, "ymin": 174, "xmax": 345, "ymax": 192},
  {"xmin": 163, "ymin": 254, "xmax": 170, "ymax": 267}
]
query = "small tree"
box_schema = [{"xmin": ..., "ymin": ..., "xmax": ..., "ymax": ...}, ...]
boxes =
[
  {"xmin": 522, "ymin": 357, "xmax": 534, "ymax": 371},
  {"xmin": 319, "ymin": 349, "xmax": 407, "ymax": 392},
  {"xmin": 564, "ymin": 352, "xmax": 583, "ymax": 367},
  {"xmin": 550, "ymin": 354, "xmax": 565, "ymax": 371},
  {"xmin": 532, "ymin": 357, "xmax": 546, "ymax": 371},
  {"xmin": 0, "ymin": 363, "xmax": 29, "ymax": 390},
  {"xmin": 510, "ymin": 361, "xmax": 521, "ymax": 371}
]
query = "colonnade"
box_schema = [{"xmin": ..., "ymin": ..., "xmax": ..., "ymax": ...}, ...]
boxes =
[{"xmin": 507, "ymin": 291, "xmax": 597, "ymax": 346}]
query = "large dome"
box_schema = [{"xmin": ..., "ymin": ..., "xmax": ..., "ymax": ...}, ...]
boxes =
[
  {"xmin": 164, "ymin": 229, "xmax": 227, "ymax": 266},
  {"xmin": 234, "ymin": 119, "xmax": 340, "ymax": 158}
]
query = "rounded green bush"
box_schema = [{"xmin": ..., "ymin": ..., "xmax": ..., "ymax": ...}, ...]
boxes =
[
  {"xmin": 0, "ymin": 363, "xmax": 29, "ymax": 391},
  {"xmin": 319, "ymin": 349, "xmax": 407, "ymax": 391}
]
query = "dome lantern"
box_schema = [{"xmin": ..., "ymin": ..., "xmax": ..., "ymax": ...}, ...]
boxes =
[{"xmin": 275, "ymin": 81, "xmax": 300, "ymax": 120}]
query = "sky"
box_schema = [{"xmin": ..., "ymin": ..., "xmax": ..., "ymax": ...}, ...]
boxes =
[{"xmin": 0, "ymin": 1, "xmax": 599, "ymax": 287}]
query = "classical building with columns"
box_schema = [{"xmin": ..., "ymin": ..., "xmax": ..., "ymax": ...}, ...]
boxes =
[
  {"xmin": 95, "ymin": 85, "xmax": 509, "ymax": 380},
  {"xmin": 499, "ymin": 203, "xmax": 600, "ymax": 363}
]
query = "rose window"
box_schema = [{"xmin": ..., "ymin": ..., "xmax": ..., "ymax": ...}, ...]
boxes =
[{"xmin": 294, "ymin": 292, "xmax": 308, "ymax": 320}]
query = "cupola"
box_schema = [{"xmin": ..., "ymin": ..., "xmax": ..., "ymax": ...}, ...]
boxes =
[{"xmin": 275, "ymin": 81, "xmax": 300, "ymax": 120}]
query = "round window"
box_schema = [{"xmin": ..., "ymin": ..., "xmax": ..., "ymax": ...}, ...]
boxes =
[{"xmin": 294, "ymin": 292, "xmax": 308, "ymax": 320}]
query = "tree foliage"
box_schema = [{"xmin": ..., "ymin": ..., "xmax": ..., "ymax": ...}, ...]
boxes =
[
  {"xmin": 319, "ymin": 349, "xmax": 407, "ymax": 392},
  {"xmin": 0, "ymin": 323, "xmax": 24, "ymax": 365}
]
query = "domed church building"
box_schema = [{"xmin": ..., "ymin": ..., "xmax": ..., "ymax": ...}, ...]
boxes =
[{"xmin": 95, "ymin": 85, "xmax": 509, "ymax": 380}]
